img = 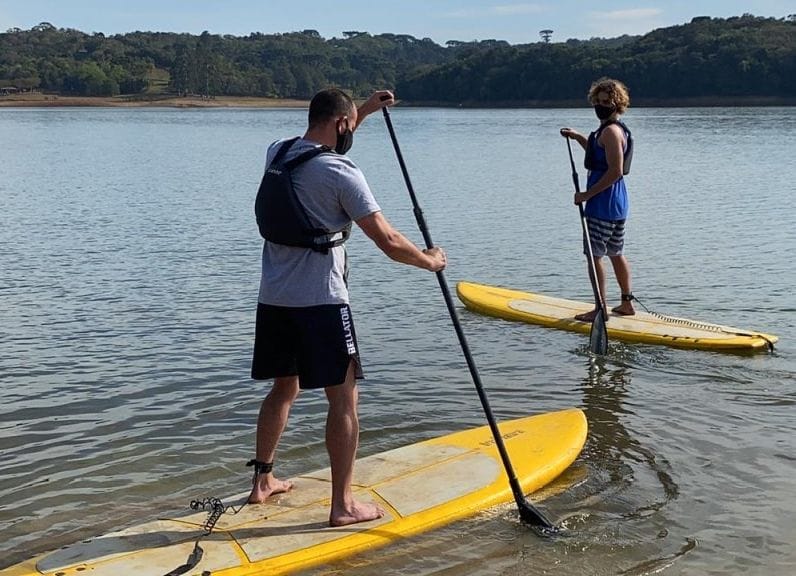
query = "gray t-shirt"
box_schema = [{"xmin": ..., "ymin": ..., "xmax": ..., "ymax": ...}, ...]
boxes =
[{"xmin": 258, "ymin": 137, "xmax": 381, "ymax": 306}]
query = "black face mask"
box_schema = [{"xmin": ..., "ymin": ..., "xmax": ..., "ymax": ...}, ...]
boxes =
[
  {"xmin": 335, "ymin": 120, "xmax": 354, "ymax": 154},
  {"xmin": 594, "ymin": 104, "xmax": 616, "ymax": 120}
]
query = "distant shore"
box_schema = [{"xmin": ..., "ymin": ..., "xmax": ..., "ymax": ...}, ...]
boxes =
[
  {"xmin": 1, "ymin": 93, "xmax": 794, "ymax": 109},
  {"xmin": 405, "ymin": 96, "xmax": 796, "ymax": 108},
  {"xmin": 0, "ymin": 94, "xmax": 311, "ymax": 108}
]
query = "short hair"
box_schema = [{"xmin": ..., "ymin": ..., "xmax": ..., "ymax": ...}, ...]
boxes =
[
  {"xmin": 588, "ymin": 77, "xmax": 630, "ymax": 114},
  {"xmin": 308, "ymin": 88, "xmax": 354, "ymax": 128}
]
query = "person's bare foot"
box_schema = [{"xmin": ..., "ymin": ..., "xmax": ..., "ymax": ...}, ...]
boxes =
[
  {"xmin": 329, "ymin": 500, "xmax": 385, "ymax": 527},
  {"xmin": 611, "ymin": 303, "xmax": 636, "ymax": 316},
  {"xmin": 247, "ymin": 475, "xmax": 293, "ymax": 504},
  {"xmin": 575, "ymin": 308, "xmax": 599, "ymax": 322}
]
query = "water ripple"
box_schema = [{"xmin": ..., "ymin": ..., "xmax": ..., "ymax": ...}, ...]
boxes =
[{"xmin": 1, "ymin": 106, "xmax": 794, "ymax": 575}]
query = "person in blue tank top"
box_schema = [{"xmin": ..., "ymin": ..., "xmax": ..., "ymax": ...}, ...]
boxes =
[{"xmin": 560, "ymin": 77, "xmax": 636, "ymax": 320}]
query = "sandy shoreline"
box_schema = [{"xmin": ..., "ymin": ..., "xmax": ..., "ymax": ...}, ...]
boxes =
[
  {"xmin": 3, "ymin": 94, "xmax": 794, "ymax": 110},
  {"xmin": 0, "ymin": 94, "xmax": 311, "ymax": 108}
]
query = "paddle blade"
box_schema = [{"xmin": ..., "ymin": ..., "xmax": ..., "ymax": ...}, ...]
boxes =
[
  {"xmin": 588, "ymin": 309, "xmax": 609, "ymax": 355},
  {"xmin": 518, "ymin": 500, "xmax": 561, "ymax": 535}
]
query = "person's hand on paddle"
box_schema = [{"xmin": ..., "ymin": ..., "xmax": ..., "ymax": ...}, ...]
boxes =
[
  {"xmin": 573, "ymin": 191, "xmax": 589, "ymax": 205},
  {"xmin": 559, "ymin": 127, "xmax": 577, "ymax": 138},
  {"xmin": 423, "ymin": 247, "xmax": 447, "ymax": 272},
  {"xmin": 356, "ymin": 90, "xmax": 394, "ymax": 127},
  {"xmin": 560, "ymin": 127, "xmax": 587, "ymax": 148}
]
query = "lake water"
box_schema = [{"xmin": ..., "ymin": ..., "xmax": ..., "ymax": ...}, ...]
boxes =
[{"xmin": 1, "ymin": 105, "xmax": 794, "ymax": 575}]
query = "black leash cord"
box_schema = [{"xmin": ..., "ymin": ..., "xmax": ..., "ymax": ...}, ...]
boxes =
[
  {"xmin": 161, "ymin": 497, "xmax": 248, "ymax": 576},
  {"xmin": 632, "ymin": 296, "xmax": 774, "ymax": 351}
]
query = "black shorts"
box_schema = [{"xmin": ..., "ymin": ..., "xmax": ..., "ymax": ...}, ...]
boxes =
[{"xmin": 251, "ymin": 303, "xmax": 364, "ymax": 389}]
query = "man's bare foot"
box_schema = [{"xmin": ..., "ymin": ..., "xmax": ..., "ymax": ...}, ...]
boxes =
[
  {"xmin": 611, "ymin": 303, "xmax": 636, "ymax": 316},
  {"xmin": 247, "ymin": 475, "xmax": 293, "ymax": 504},
  {"xmin": 329, "ymin": 500, "xmax": 385, "ymax": 527}
]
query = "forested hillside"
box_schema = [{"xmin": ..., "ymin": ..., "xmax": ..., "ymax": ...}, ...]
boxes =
[
  {"xmin": 1, "ymin": 14, "xmax": 794, "ymax": 104},
  {"xmin": 0, "ymin": 24, "xmax": 461, "ymax": 97},
  {"xmin": 397, "ymin": 14, "xmax": 796, "ymax": 104}
]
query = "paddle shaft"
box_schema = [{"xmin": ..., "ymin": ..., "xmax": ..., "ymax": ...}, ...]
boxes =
[
  {"xmin": 382, "ymin": 105, "xmax": 555, "ymax": 530},
  {"xmin": 565, "ymin": 137, "xmax": 608, "ymax": 317}
]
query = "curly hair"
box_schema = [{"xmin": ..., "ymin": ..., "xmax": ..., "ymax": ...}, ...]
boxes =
[{"xmin": 588, "ymin": 77, "xmax": 630, "ymax": 114}]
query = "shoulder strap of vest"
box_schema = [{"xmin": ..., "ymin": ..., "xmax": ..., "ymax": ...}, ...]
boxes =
[
  {"xmin": 597, "ymin": 119, "xmax": 630, "ymax": 137},
  {"xmin": 266, "ymin": 137, "xmax": 300, "ymax": 169},
  {"xmin": 615, "ymin": 120, "xmax": 631, "ymax": 135},
  {"xmin": 283, "ymin": 145, "xmax": 334, "ymax": 171},
  {"xmin": 595, "ymin": 120, "xmax": 614, "ymax": 139},
  {"xmin": 268, "ymin": 137, "xmax": 301, "ymax": 168}
]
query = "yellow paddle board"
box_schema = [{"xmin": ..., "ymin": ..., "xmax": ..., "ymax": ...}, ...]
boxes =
[
  {"xmin": 457, "ymin": 281, "xmax": 777, "ymax": 352},
  {"xmin": 1, "ymin": 408, "xmax": 587, "ymax": 576}
]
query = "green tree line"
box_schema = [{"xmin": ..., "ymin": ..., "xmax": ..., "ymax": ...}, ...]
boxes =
[
  {"xmin": 0, "ymin": 23, "xmax": 455, "ymax": 98},
  {"xmin": 1, "ymin": 15, "xmax": 794, "ymax": 103},
  {"xmin": 397, "ymin": 14, "xmax": 796, "ymax": 104}
]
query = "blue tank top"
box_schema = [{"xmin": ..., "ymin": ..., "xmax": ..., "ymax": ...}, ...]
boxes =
[{"xmin": 585, "ymin": 126, "xmax": 629, "ymax": 221}]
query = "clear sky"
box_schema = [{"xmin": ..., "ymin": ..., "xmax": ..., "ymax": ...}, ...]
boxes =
[{"xmin": 1, "ymin": 0, "xmax": 793, "ymax": 44}]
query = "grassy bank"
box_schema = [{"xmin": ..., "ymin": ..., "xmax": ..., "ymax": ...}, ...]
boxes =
[
  {"xmin": 3, "ymin": 93, "xmax": 794, "ymax": 109},
  {"xmin": 0, "ymin": 94, "xmax": 310, "ymax": 108}
]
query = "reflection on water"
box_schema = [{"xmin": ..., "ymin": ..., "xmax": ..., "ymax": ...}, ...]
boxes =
[
  {"xmin": 1, "ymin": 106, "xmax": 794, "ymax": 575},
  {"xmin": 581, "ymin": 360, "xmax": 680, "ymax": 512}
]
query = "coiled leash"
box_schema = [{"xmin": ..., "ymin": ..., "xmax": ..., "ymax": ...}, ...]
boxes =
[
  {"xmin": 161, "ymin": 461, "xmax": 273, "ymax": 576},
  {"xmin": 628, "ymin": 294, "xmax": 775, "ymax": 352},
  {"xmin": 161, "ymin": 497, "xmax": 248, "ymax": 576}
]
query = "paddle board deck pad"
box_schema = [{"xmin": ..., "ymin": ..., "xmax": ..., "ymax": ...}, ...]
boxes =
[
  {"xmin": 2, "ymin": 408, "xmax": 587, "ymax": 576},
  {"xmin": 457, "ymin": 281, "xmax": 777, "ymax": 352}
]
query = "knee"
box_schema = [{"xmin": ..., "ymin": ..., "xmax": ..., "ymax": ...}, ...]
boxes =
[
  {"xmin": 269, "ymin": 377, "xmax": 300, "ymax": 403},
  {"xmin": 325, "ymin": 381, "xmax": 358, "ymax": 411}
]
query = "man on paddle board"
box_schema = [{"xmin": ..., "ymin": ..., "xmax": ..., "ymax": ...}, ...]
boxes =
[
  {"xmin": 561, "ymin": 77, "xmax": 636, "ymax": 320},
  {"xmin": 250, "ymin": 88, "xmax": 446, "ymax": 526}
]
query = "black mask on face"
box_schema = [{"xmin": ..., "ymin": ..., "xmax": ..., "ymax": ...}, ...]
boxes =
[
  {"xmin": 335, "ymin": 119, "xmax": 354, "ymax": 154},
  {"xmin": 594, "ymin": 104, "xmax": 616, "ymax": 120}
]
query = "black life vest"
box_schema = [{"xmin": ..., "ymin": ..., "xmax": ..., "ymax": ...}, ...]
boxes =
[
  {"xmin": 584, "ymin": 120, "xmax": 633, "ymax": 175},
  {"xmin": 254, "ymin": 138, "xmax": 351, "ymax": 253}
]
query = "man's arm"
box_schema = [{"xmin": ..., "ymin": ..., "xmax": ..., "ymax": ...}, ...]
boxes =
[{"xmin": 356, "ymin": 211, "xmax": 446, "ymax": 272}]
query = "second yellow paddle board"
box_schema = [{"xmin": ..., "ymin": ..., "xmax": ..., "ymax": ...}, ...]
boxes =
[{"xmin": 457, "ymin": 281, "xmax": 777, "ymax": 352}]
